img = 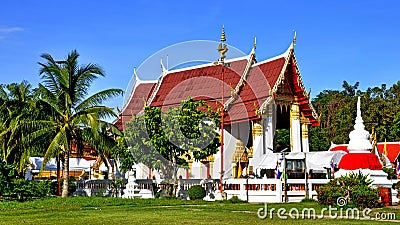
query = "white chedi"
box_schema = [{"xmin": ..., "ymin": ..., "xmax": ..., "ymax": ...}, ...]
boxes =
[
  {"xmin": 122, "ymin": 170, "xmax": 142, "ymax": 198},
  {"xmin": 335, "ymin": 96, "xmax": 392, "ymax": 189},
  {"xmin": 347, "ymin": 97, "xmax": 372, "ymax": 152}
]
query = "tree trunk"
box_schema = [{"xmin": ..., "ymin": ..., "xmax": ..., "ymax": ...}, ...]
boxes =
[
  {"xmin": 61, "ymin": 151, "xmax": 69, "ymax": 197},
  {"xmin": 172, "ymin": 156, "xmax": 178, "ymax": 196},
  {"xmin": 106, "ymin": 158, "xmax": 114, "ymax": 180}
]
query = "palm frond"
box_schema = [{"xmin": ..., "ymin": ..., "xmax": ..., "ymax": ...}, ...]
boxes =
[{"xmin": 76, "ymin": 88, "xmax": 123, "ymax": 111}]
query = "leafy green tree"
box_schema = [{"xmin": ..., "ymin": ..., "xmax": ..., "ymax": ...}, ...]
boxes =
[
  {"xmin": 25, "ymin": 50, "xmax": 122, "ymax": 197},
  {"xmin": 123, "ymin": 97, "xmax": 220, "ymax": 195},
  {"xmin": 274, "ymin": 128, "xmax": 290, "ymax": 152},
  {"xmin": 311, "ymin": 80, "xmax": 400, "ymax": 150}
]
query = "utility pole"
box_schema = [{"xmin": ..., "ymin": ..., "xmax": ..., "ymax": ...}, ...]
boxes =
[{"xmin": 217, "ymin": 25, "xmax": 228, "ymax": 193}]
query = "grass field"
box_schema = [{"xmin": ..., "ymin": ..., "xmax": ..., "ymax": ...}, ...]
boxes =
[{"xmin": 0, "ymin": 197, "xmax": 399, "ymax": 225}]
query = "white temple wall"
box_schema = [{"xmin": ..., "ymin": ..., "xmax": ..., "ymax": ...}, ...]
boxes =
[
  {"xmin": 230, "ymin": 122, "xmax": 251, "ymax": 147},
  {"xmin": 212, "ymin": 129, "xmax": 238, "ymax": 179}
]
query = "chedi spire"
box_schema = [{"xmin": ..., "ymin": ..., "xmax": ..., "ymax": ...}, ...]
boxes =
[{"xmin": 347, "ymin": 97, "xmax": 372, "ymax": 152}]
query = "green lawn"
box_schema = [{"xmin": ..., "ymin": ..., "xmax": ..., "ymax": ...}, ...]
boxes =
[{"xmin": 0, "ymin": 197, "xmax": 398, "ymax": 225}]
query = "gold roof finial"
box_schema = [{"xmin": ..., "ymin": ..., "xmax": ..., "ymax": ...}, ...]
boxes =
[
  {"xmin": 218, "ymin": 25, "xmax": 228, "ymax": 63},
  {"xmin": 251, "ymin": 36, "xmax": 257, "ymax": 54},
  {"xmin": 220, "ymin": 25, "xmax": 226, "ymax": 42},
  {"xmin": 293, "ymin": 30, "xmax": 297, "ymax": 44},
  {"xmin": 290, "ymin": 30, "xmax": 297, "ymax": 50}
]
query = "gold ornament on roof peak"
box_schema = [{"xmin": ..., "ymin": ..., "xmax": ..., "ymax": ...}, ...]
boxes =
[
  {"xmin": 220, "ymin": 25, "xmax": 226, "ymax": 42},
  {"xmin": 293, "ymin": 30, "xmax": 297, "ymax": 44},
  {"xmin": 218, "ymin": 25, "xmax": 228, "ymax": 63}
]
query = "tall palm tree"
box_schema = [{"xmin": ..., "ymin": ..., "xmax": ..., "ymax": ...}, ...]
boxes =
[
  {"xmin": 0, "ymin": 81, "xmax": 39, "ymax": 171},
  {"xmin": 30, "ymin": 50, "xmax": 122, "ymax": 197}
]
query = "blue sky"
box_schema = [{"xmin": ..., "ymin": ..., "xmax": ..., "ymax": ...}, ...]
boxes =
[{"xmin": 1, "ymin": 1, "xmax": 399, "ymax": 110}]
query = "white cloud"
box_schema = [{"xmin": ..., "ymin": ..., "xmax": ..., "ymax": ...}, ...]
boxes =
[{"xmin": 0, "ymin": 27, "xmax": 24, "ymax": 40}]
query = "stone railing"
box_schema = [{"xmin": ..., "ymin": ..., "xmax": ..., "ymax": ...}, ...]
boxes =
[{"xmin": 74, "ymin": 179, "xmax": 114, "ymax": 197}]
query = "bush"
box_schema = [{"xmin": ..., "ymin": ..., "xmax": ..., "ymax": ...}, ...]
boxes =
[
  {"xmin": 228, "ymin": 195, "xmax": 245, "ymax": 203},
  {"xmin": 10, "ymin": 179, "xmax": 53, "ymax": 201},
  {"xmin": 0, "ymin": 162, "xmax": 18, "ymax": 197},
  {"xmin": 383, "ymin": 167, "xmax": 397, "ymax": 179},
  {"xmin": 188, "ymin": 185, "xmax": 206, "ymax": 200},
  {"xmin": 316, "ymin": 171, "xmax": 381, "ymax": 208},
  {"xmin": 301, "ymin": 198, "xmax": 317, "ymax": 203}
]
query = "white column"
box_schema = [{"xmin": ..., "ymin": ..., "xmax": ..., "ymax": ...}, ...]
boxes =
[
  {"xmin": 290, "ymin": 101, "xmax": 302, "ymax": 152},
  {"xmin": 249, "ymin": 121, "xmax": 263, "ymax": 169},
  {"xmin": 301, "ymin": 122, "xmax": 310, "ymax": 152},
  {"xmin": 263, "ymin": 104, "xmax": 275, "ymax": 153}
]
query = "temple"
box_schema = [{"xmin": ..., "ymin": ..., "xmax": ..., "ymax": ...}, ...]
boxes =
[{"xmin": 115, "ymin": 29, "xmax": 319, "ymax": 182}]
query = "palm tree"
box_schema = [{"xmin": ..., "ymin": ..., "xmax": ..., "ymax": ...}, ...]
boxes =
[
  {"xmin": 30, "ymin": 50, "xmax": 122, "ymax": 197},
  {"xmin": 0, "ymin": 81, "xmax": 38, "ymax": 171}
]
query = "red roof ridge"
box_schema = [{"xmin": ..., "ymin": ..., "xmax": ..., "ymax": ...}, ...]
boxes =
[
  {"xmin": 270, "ymin": 44, "xmax": 294, "ymax": 95},
  {"xmin": 146, "ymin": 69, "xmax": 168, "ymax": 106},
  {"xmin": 253, "ymin": 36, "xmax": 319, "ymax": 125},
  {"xmin": 252, "ymin": 45, "xmax": 291, "ymax": 68},
  {"xmin": 290, "ymin": 53, "xmax": 319, "ymax": 123},
  {"xmin": 224, "ymin": 52, "xmax": 256, "ymax": 110},
  {"xmin": 166, "ymin": 54, "xmax": 250, "ymax": 74}
]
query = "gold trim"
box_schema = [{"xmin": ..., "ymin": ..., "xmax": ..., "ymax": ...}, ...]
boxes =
[
  {"xmin": 252, "ymin": 123, "xmax": 263, "ymax": 137},
  {"xmin": 231, "ymin": 140, "xmax": 249, "ymax": 163},
  {"xmin": 248, "ymin": 147, "xmax": 254, "ymax": 158}
]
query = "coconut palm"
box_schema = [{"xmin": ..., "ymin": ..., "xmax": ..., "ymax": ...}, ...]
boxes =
[
  {"xmin": 0, "ymin": 81, "xmax": 38, "ymax": 171},
  {"xmin": 29, "ymin": 50, "xmax": 122, "ymax": 197}
]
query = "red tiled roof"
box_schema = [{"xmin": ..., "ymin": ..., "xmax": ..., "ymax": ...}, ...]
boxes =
[
  {"xmin": 150, "ymin": 60, "xmax": 246, "ymax": 108},
  {"xmin": 116, "ymin": 81, "xmax": 156, "ymax": 130},
  {"xmin": 118, "ymin": 47, "xmax": 318, "ymax": 126},
  {"xmin": 122, "ymin": 82, "xmax": 156, "ymax": 116},
  {"xmin": 256, "ymin": 57, "xmax": 286, "ymax": 90}
]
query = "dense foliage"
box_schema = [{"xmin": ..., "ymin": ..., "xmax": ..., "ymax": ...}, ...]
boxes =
[
  {"xmin": 123, "ymin": 97, "xmax": 220, "ymax": 179},
  {"xmin": 188, "ymin": 185, "xmax": 206, "ymax": 200},
  {"xmin": 316, "ymin": 171, "xmax": 381, "ymax": 208},
  {"xmin": 310, "ymin": 81, "xmax": 400, "ymax": 150},
  {"xmin": 0, "ymin": 161, "xmax": 53, "ymax": 201},
  {"xmin": 0, "ymin": 50, "xmax": 122, "ymax": 198}
]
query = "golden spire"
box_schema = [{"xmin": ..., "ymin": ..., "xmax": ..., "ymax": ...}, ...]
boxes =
[
  {"xmin": 220, "ymin": 25, "xmax": 226, "ymax": 42},
  {"xmin": 251, "ymin": 36, "xmax": 257, "ymax": 54},
  {"xmin": 218, "ymin": 25, "xmax": 228, "ymax": 63},
  {"xmin": 290, "ymin": 30, "xmax": 297, "ymax": 50},
  {"xmin": 293, "ymin": 30, "xmax": 297, "ymax": 44}
]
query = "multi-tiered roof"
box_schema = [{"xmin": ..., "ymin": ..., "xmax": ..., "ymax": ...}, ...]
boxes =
[{"xmin": 115, "ymin": 32, "xmax": 318, "ymax": 130}]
